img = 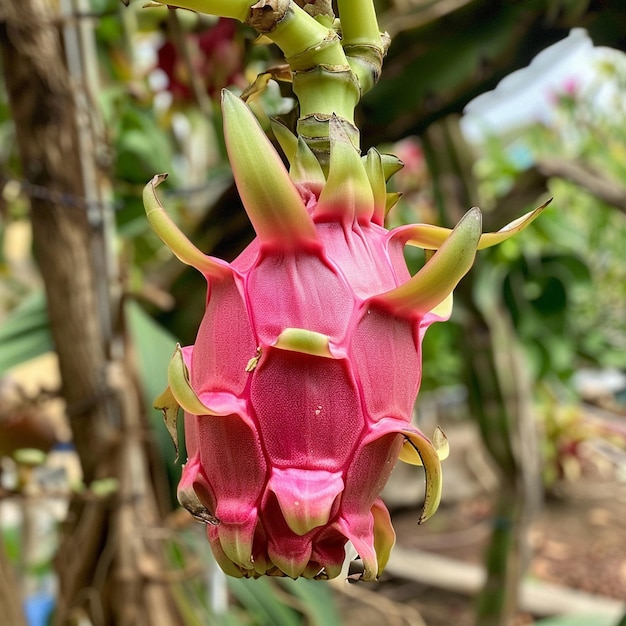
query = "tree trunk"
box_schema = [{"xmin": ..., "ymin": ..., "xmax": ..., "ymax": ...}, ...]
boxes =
[
  {"xmin": 1, "ymin": 0, "xmax": 116, "ymax": 485},
  {"xmin": 1, "ymin": 2, "xmax": 117, "ymax": 619},
  {"xmin": 462, "ymin": 299, "xmax": 540, "ymax": 626},
  {"xmin": 1, "ymin": 2, "xmax": 185, "ymax": 623}
]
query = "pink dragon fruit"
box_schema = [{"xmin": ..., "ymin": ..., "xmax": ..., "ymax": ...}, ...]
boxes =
[{"xmin": 145, "ymin": 90, "xmax": 545, "ymax": 580}]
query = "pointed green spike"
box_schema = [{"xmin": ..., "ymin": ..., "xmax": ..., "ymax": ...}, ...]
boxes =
[
  {"xmin": 222, "ymin": 90, "xmax": 319, "ymax": 251},
  {"xmin": 314, "ymin": 115, "xmax": 374, "ymax": 224},
  {"xmin": 363, "ymin": 148, "xmax": 386, "ymax": 226},
  {"xmin": 291, "ymin": 137, "xmax": 326, "ymax": 193},
  {"xmin": 373, "ymin": 207, "xmax": 482, "ymax": 317},
  {"xmin": 270, "ymin": 118, "xmax": 298, "ymax": 165},
  {"xmin": 143, "ymin": 174, "xmax": 231, "ymax": 278}
]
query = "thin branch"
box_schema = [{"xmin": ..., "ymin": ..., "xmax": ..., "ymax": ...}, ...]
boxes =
[{"xmin": 537, "ymin": 157, "xmax": 626, "ymax": 215}]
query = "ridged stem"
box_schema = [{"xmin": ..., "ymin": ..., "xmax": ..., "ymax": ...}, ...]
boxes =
[
  {"xmin": 336, "ymin": 0, "xmax": 381, "ymax": 47},
  {"xmin": 269, "ymin": 3, "xmax": 360, "ymax": 138},
  {"xmin": 337, "ymin": 0, "xmax": 386, "ymax": 96},
  {"xmin": 266, "ymin": 2, "xmax": 335, "ymax": 58},
  {"xmin": 157, "ymin": 0, "xmax": 387, "ymax": 151}
]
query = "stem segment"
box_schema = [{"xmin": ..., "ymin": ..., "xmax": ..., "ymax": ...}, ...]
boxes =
[{"xmin": 337, "ymin": 0, "xmax": 382, "ymax": 48}]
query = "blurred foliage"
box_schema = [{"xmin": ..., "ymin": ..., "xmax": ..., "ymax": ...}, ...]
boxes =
[
  {"xmin": 391, "ymin": 52, "xmax": 626, "ymax": 391},
  {"xmin": 476, "ymin": 52, "xmax": 626, "ymax": 379},
  {"xmin": 537, "ymin": 391, "xmax": 626, "ymax": 490},
  {"xmin": 0, "ymin": 291, "xmax": 53, "ymax": 373}
]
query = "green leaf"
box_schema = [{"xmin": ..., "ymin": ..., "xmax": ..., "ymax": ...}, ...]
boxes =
[
  {"xmin": 227, "ymin": 578, "xmax": 301, "ymax": 626},
  {"xmin": 125, "ymin": 301, "xmax": 183, "ymax": 494},
  {"xmin": 0, "ymin": 291, "xmax": 53, "ymax": 374},
  {"xmin": 277, "ymin": 578, "xmax": 342, "ymax": 626}
]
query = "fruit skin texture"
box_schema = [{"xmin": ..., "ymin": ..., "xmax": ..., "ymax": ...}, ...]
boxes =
[
  {"xmin": 146, "ymin": 91, "xmax": 545, "ymax": 581},
  {"xmin": 179, "ymin": 216, "xmax": 442, "ymax": 581}
]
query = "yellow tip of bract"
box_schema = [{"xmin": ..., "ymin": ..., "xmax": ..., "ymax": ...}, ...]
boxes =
[
  {"xmin": 477, "ymin": 198, "xmax": 552, "ymax": 249},
  {"xmin": 390, "ymin": 199, "xmax": 551, "ymax": 251},
  {"xmin": 398, "ymin": 428, "xmax": 444, "ymax": 524},
  {"xmin": 221, "ymin": 90, "xmax": 320, "ymax": 252}
]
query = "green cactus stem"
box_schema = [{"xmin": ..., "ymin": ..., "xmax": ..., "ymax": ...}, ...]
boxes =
[{"xmin": 153, "ymin": 0, "xmax": 388, "ymax": 157}]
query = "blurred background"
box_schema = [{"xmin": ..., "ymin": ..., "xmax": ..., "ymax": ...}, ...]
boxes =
[{"xmin": 1, "ymin": 1, "xmax": 626, "ymax": 625}]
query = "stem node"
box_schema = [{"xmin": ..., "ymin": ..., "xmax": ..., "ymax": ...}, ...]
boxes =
[{"xmin": 247, "ymin": 0, "xmax": 290, "ymax": 33}]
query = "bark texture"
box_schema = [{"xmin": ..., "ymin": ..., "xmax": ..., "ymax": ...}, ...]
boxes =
[
  {"xmin": 1, "ymin": 2, "xmax": 184, "ymax": 623},
  {"xmin": 0, "ymin": 539, "xmax": 27, "ymax": 626},
  {"xmin": 0, "ymin": 0, "xmax": 116, "ymax": 483}
]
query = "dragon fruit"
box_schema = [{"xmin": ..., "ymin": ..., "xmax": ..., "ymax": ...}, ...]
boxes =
[
  {"xmin": 144, "ymin": 89, "xmax": 545, "ymax": 580},
  {"xmin": 145, "ymin": 0, "xmax": 545, "ymax": 584}
]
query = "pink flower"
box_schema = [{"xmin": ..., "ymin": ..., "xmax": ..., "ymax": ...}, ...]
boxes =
[
  {"xmin": 145, "ymin": 91, "xmax": 547, "ymax": 580},
  {"xmin": 156, "ymin": 18, "xmax": 245, "ymax": 102}
]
